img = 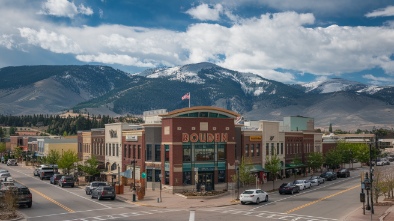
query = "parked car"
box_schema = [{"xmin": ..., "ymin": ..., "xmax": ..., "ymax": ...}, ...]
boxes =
[
  {"xmin": 376, "ymin": 161, "xmax": 384, "ymax": 166},
  {"xmin": 337, "ymin": 169, "xmax": 351, "ymax": 178},
  {"xmin": 293, "ymin": 180, "xmax": 306, "ymax": 190},
  {"xmin": 279, "ymin": 182, "xmax": 300, "ymax": 195},
  {"xmin": 309, "ymin": 176, "xmax": 325, "ymax": 184},
  {"xmin": 0, "ymin": 169, "xmax": 9, "ymax": 174},
  {"xmin": 240, "ymin": 189, "xmax": 268, "ymax": 204},
  {"xmin": 6, "ymin": 159, "xmax": 17, "ymax": 166},
  {"xmin": 320, "ymin": 171, "xmax": 337, "ymax": 181},
  {"xmin": 34, "ymin": 164, "xmax": 58, "ymax": 176},
  {"xmin": 0, "ymin": 182, "xmax": 32, "ymax": 208},
  {"xmin": 85, "ymin": 181, "xmax": 108, "ymax": 195},
  {"xmin": 0, "ymin": 172, "xmax": 11, "ymax": 182},
  {"xmin": 58, "ymin": 176, "xmax": 75, "ymax": 188},
  {"xmin": 91, "ymin": 186, "xmax": 116, "ymax": 200},
  {"xmin": 50, "ymin": 174, "xmax": 63, "ymax": 185},
  {"xmin": 309, "ymin": 178, "xmax": 319, "ymax": 186}
]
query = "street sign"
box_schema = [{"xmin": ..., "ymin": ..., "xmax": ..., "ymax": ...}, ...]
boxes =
[{"xmin": 141, "ymin": 172, "xmax": 146, "ymax": 179}]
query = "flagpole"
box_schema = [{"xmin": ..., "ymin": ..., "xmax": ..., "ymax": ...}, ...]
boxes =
[{"xmin": 189, "ymin": 92, "xmax": 191, "ymax": 108}]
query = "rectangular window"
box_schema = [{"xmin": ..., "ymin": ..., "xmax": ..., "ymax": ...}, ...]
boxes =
[
  {"xmin": 194, "ymin": 144, "xmax": 214, "ymax": 161},
  {"xmin": 155, "ymin": 144, "xmax": 161, "ymax": 162},
  {"xmin": 271, "ymin": 143, "xmax": 274, "ymax": 155},
  {"xmin": 138, "ymin": 145, "xmax": 141, "ymax": 159},
  {"xmin": 183, "ymin": 145, "xmax": 191, "ymax": 162},
  {"xmin": 256, "ymin": 144, "xmax": 260, "ymax": 156},
  {"xmin": 217, "ymin": 144, "xmax": 225, "ymax": 160},
  {"xmin": 146, "ymin": 144, "xmax": 152, "ymax": 161},
  {"xmin": 165, "ymin": 145, "xmax": 170, "ymax": 162},
  {"xmin": 251, "ymin": 144, "xmax": 254, "ymax": 157},
  {"xmin": 146, "ymin": 169, "xmax": 152, "ymax": 182},
  {"xmin": 277, "ymin": 143, "xmax": 279, "ymax": 155},
  {"xmin": 266, "ymin": 143, "xmax": 269, "ymax": 155},
  {"xmin": 155, "ymin": 170, "xmax": 161, "ymax": 182},
  {"xmin": 116, "ymin": 144, "xmax": 119, "ymax": 156},
  {"xmin": 245, "ymin": 144, "xmax": 249, "ymax": 157},
  {"xmin": 183, "ymin": 171, "xmax": 191, "ymax": 185},
  {"xmin": 281, "ymin": 143, "xmax": 283, "ymax": 155},
  {"xmin": 165, "ymin": 171, "xmax": 170, "ymax": 185},
  {"xmin": 124, "ymin": 145, "xmax": 128, "ymax": 158}
]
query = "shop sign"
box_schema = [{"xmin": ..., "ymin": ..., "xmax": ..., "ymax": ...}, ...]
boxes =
[
  {"xmin": 182, "ymin": 133, "xmax": 228, "ymax": 143},
  {"xmin": 126, "ymin": 135, "xmax": 138, "ymax": 141},
  {"xmin": 249, "ymin": 136, "xmax": 262, "ymax": 141}
]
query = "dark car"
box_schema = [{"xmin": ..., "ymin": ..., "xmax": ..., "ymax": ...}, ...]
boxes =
[
  {"xmin": 85, "ymin": 181, "xmax": 108, "ymax": 195},
  {"xmin": 58, "ymin": 176, "xmax": 75, "ymax": 188},
  {"xmin": 0, "ymin": 183, "xmax": 32, "ymax": 208},
  {"xmin": 279, "ymin": 182, "xmax": 300, "ymax": 195},
  {"xmin": 320, "ymin": 171, "xmax": 337, "ymax": 181},
  {"xmin": 337, "ymin": 169, "xmax": 350, "ymax": 178},
  {"xmin": 50, "ymin": 174, "xmax": 63, "ymax": 185},
  {"xmin": 91, "ymin": 186, "xmax": 116, "ymax": 200}
]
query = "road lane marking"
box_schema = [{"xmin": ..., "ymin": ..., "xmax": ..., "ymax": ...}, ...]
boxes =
[
  {"xmin": 14, "ymin": 179, "xmax": 75, "ymax": 213},
  {"xmin": 285, "ymin": 184, "xmax": 359, "ymax": 214}
]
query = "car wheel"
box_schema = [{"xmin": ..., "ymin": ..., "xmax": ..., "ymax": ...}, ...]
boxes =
[
  {"xmin": 91, "ymin": 194, "xmax": 94, "ymax": 199},
  {"xmin": 111, "ymin": 197, "xmax": 115, "ymax": 200},
  {"xmin": 98, "ymin": 195, "xmax": 102, "ymax": 201},
  {"xmin": 241, "ymin": 201, "xmax": 245, "ymax": 205},
  {"xmin": 72, "ymin": 185, "xmax": 74, "ymax": 188},
  {"xmin": 27, "ymin": 202, "xmax": 32, "ymax": 208},
  {"xmin": 255, "ymin": 198, "xmax": 260, "ymax": 204},
  {"xmin": 61, "ymin": 184, "xmax": 64, "ymax": 188},
  {"xmin": 291, "ymin": 190, "xmax": 294, "ymax": 195},
  {"xmin": 264, "ymin": 196, "xmax": 268, "ymax": 202}
]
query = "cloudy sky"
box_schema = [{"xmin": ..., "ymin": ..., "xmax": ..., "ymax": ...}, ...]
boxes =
[{"xmin": 1, "ymin": 0, "xmax": 394, "ymax": 86}]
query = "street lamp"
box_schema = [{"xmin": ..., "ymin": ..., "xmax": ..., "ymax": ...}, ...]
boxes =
[{"xmin": 364, "ymin": 172, "xmax": 371, "ymax": 211}]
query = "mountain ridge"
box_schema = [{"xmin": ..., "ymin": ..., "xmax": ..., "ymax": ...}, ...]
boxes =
[{"xmin": 0, "ymin": 63, "xmax": 393, "ymax": 131}]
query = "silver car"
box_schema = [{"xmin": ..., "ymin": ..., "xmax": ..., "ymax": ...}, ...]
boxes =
[
  {"xmin": 91, "ymin": 186, "xmax": 116, "ymax": 200},
  {"xmin": 85, "ymin": 181, "xmax": 108, "ymax": 195}
]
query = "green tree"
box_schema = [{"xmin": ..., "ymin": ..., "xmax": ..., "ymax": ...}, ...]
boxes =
[
  {"xmin": 57, "ymin": 150, "xmax": 78, "ymax": 175},
  {"xmin": 80, "ymin": 156, "xmax": 100, "ymax": 180},
  {"xmin": 46, "ymin": 149, "xmax": 61, "ymax": 166},
  {"xmin": 307, "ymin": 152, "xmax": 324, "ymax": 173},
  {"xmin": 13, "ymin": 147, "xmax": 23, "ymax": 161},
  {"xmin": 9, "ymin": 127, "xmax": 16, "ymax": 135},
  {"xmin": 265, "ymin": 154, "xmax": 282, "ymax": 190},
  {"xmin": 324, "ymin": 149, "xmax": 342, "ymax": 170},
  {"xmin": 0, "ymin": 142, "xmax": 6, "ymax": 154},
  {"xmin": 232, "ymin": 156, "xmax": 254, "ymax": 187}
]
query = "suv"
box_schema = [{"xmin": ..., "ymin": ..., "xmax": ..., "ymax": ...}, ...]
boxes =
[
  {"xmin": 7, "ymin": 159, "xmax": 17, "ymax": 166},
  {"xmin": 58, "ymin": 176, "xmax": 75, "ymax": 188},
  {"xmin": 85, "ymin": 181, "xmax": 108, "ymax": 195}
]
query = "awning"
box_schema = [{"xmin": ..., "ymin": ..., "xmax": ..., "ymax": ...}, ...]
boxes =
[
  {"xmin": 285, "ymin": 163, "xmax": 306, "ymax": 169},
  {"xmin": 249, "ymin": 164, "xmax": 268, "ymax": 173}
]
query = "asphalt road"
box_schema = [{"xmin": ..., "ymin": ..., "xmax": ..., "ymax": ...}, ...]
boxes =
[{"xmin": 1, "ymin": 163, "xmax": 376, "ymax": 221}]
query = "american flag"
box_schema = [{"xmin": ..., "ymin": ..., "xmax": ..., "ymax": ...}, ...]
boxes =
[{"xmin": 182, "ymin": 92, "xmax": 190, "ymax": 100}]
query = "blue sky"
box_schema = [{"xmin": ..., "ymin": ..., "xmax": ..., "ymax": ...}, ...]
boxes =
[{"xmin": 1, "ymin": 0, "xmax": 394, "ymax": 86}]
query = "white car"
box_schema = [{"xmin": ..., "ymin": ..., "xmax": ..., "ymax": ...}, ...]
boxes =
[
  {"xmin": 293, "ymin": 180, "xmax": 306, "ymax": 190},
  {"xmin": 309, "ymin": 178, "xmax": 319, "ymax": 186},
  {"xmin": 376, "ymin": 161, "xmax": 384, "ymax": 166},
  {"xmin": 302, "ymin": 180, "xmax": 312, "ymax": 189},
  {"xmin": 310, "ymin": 176, "xmax": 325, "ymax": 184},
  {"xmin": 240, "ymin": 189, "xmax": 269, "ymax": 204}
]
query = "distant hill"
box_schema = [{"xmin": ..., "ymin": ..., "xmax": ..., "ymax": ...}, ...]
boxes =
[{"xmin": 0, "ymin": 63, "xmax": 393, "ymax": 131}]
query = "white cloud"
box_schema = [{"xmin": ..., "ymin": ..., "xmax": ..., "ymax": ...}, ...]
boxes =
[
  {"xmin": 40, "ymin": 0, "xmax": 93, "ymax": 18},
  {"xmin": 363, "ymin": 74, "xmax": 394, "ymax": 85},
  {"xmin": 365, "ymin": 6, "xmax": 394, "ymax": 18},
  {"xmin": 18, "ymin": 28, "xmax": 82, "ymax": 54},
  {"xmin": 76, "ymin": 53, "xmax": 155, "ymax": 67},
  {"xmin": 186, "ymin": 4, "xmax": 224, "ymax": 21},
  {"xmin": 0, "ymin": 34, "xmax": 14, "ymax": 49}
]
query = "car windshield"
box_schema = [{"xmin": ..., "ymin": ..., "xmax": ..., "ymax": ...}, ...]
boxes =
[
  {"xmin": 104, "ymin": 187, "xmax": 114, "ymax": 191},
  {"xmin": 281, "ymin": 183, "xmax": 291, "ymax": 187},
  {"xmin": 294, "ymin": 180, "xmax": 303, "ymax": 184}
]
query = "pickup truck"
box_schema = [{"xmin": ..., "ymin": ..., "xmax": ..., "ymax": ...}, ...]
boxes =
[{"xmin": 39, "ymin": 167, "xmax": 58, "ymax": 180}]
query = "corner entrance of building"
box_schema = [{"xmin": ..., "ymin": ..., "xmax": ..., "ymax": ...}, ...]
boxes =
[{"xmin": 197, "ymin": 172, "xmax": 214, "ymax": 191}]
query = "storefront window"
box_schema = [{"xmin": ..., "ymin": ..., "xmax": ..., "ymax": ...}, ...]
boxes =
[
  {"xmin": 256, "ymin": 144, "xmax": 260, "ymax": 156},
  {"xmin": 165, "ymin": 171, "xmax": 170, "ymax": 185},
  {"xmin": 251, "ymin": 144, "xmax": 254, "ymax": 157},
  {"xmin": 183, "ymin": 144, "xmax": 191, "ymax": 161},
  {"xmin": 146, "ymin": 169, "xmax": 152, "ymax": 182},
  {"xmin": 217, "ymin": 144, "xmax": 225, "ymax": 160},
  {"xmin": 245, "ymin": 144, "xmax": 249, "ymax": 157},
  {"xmin": 218, "ymin": 170, "xmax": 225, "ymax": 183},
  {"xmin": 183, "ymin": 171, "xmax": 192, "ymax": 185},
  {"xmin": 155, "ymin": 170, "xmax": 161, "ymax": 182},
  {"xmin": 194, "ymin": 144, "xmax": 214, "ymax": 161}
]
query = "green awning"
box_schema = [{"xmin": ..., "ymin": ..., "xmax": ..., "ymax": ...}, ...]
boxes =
[{"xmin": 249, "ymin": 164, "xmax": 268, "ymax": 173}]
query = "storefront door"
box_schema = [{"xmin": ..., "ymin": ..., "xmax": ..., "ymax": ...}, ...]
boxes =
[{"xmin": 198, "ymin": 172, "xmax": 214, "ymax": 191}]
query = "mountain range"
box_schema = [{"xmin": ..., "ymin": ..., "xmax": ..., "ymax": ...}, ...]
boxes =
[{"xmin": 0, "ymin": 63, "xmax": 393, "ymax": 131}]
